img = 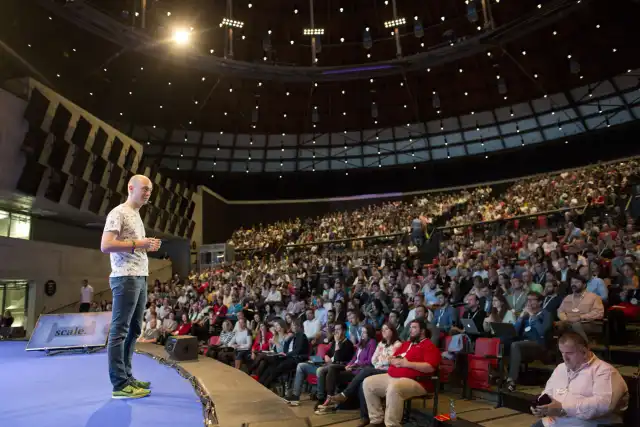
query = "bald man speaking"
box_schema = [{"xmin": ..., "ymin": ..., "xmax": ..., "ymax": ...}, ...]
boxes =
[{"xmin": 101, "ymin": 175, "xmax": 161, "ymax": 399}]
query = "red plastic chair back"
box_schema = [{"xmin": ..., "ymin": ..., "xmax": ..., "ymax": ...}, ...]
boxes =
[
  {"xmin": 316, "ymin": 343, "xmax": 331, "ymax": 358},
  {"xmin": 467, "ymin": 337, "xmax": 500, "ymax": 390}
]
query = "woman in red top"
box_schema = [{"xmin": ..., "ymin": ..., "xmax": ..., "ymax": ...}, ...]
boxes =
[
  {"xmin": 251, "ymin": 323, "xmax": 273, "ymax": 353},
  {"xmin": 174, "ymin": 313, "xmax": 193, "ymax": 336}
]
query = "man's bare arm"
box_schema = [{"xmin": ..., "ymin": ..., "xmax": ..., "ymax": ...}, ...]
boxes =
[{"xmin": 101, "ymin": 232, "xmax": 161, "ymax": 253}]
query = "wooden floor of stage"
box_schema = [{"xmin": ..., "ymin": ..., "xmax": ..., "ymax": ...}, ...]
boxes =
[{"xmin": 136, "ymin": 343, "xmax": 539, "ymax": 427}]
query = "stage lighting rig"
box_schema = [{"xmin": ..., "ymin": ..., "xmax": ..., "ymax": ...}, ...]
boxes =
[
  {"xmin": 384, "ymin": 17, "xmax": 406, "ymax": 28},
  {"xmin": 303, "ymin": 28, "xmax": 324, "ymax": 36},
  {"xmin": 221, "ymin": 18, "xmax": 244, "ymax": 28}
]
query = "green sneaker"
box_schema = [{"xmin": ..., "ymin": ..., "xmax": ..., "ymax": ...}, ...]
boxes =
[
  {"xmin": 129, "ymin": 378, "xmax": 151, "ymax": 389},
  {"xmin": 112, "ymin": 385, "xmax": 150, "ymax": 399}
]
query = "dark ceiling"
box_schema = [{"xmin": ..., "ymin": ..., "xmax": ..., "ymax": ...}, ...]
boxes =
[{"xmin": 0, "ymin": 0, "xmax": 637, "ymax": 137}]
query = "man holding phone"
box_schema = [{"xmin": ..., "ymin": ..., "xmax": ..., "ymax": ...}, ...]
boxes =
[
  {"xmin": 530, "ymin": 331, "xmax": 628, "ymax": 427},
  {"xmin": 101, "ymin": 175, "xmax": 162, "ymax": 399}
]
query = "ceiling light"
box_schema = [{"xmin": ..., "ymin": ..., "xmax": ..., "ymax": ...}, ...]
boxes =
[
  {"xmin": 286, "ymin": 92, "xmax": 290, "ymax": 96},
  {"xmin": 521, "ymin": 50, "xmax": 526, "ymax": 55},
  {"xmin": 365, "ymin": 27, "xmax": 370, "ymax": 32},
  {"xmin": 314, "ymin": 82, "xmax": 318, "ymax": 87},
  {"xmin": 221, "ymin": 18, "xmax": 244, "ymax": 28},
  {"xmin": 303, "ymin": 28, "xmax": 324, "ymax": 35},
  {"xmin": 441, "ymin": 16, "xmax": 445, "ymax": 21},
  {"xmin": 537, "ymin": 4, "xmax": 542, "ymax": 9},
  {"xmin": 420, "ymin": 42, "xmax": 424, "ymax": 47},
  {"xmin": 340, "ymin": 37, "xmax": 344, "ymax": 42},
  {"xmin": 487, "ymin": 52, "xmax": 491, "ymax": 57},
  {"xmin": 340, "ymin": 7, "xmax": 344, "ymax": 12},
  {"xmin": 258, "ymin": 82, "xmax": 262, "ymax": 86},
  {"xmin": 553, "ymin": 31, "xmax": 557, "ymax": 35},
  {"xmin": 229, "ymin": 88, "xmax": 233, "ymax": 92},
  {"xmin": 167, "ymin": 12, "xmax": 171, "ymax": 16},
  {"xmin": 268, "ymin": 30, "xmax": 272, "ymax": 35},
  {"xmin": 290, "ymin": 40, "xmax": 294, "ymax": 44},
  {"xmin": 342, "ymin": 90, "xmax": 345, "ymax": 94},
  {"xmin": 384, "ymin": 18, "xmax": 406, "ymax": 28},
  {"xmin": 242, "ymin": 35, "xmax": 245, "ymax": 40},
  {"xmin": 168, "ymin": 82, "xmax": 172, "ymax": 85},
  {"xmin": 263, "ymin": 56, "xmax": 267, "ymax": 61},
  {"xmin": 159, "ymin": 105, "xmax": 163, "ymax": 109},
  {"xmin": 210, "ymin": 49, "xmax": 215, "ymax": 54},
  {"xmin": 477, "ymin": 26, "xmax": 481, "ymax": 31},
  {"xmin": 370, "ymin": 78, "xmax": 374, "ymax": 83},
  {"xmin": 367, "ymin": 53, "xmax": 371, "ymax": 58},
  {"xmin": 459, "ymin": 68, "xmax": 463, "ymax": 73},
  {"xmin": 294, "ymin": 9, "xmax": 298, "ymax": 14},
  {"xmin": 596, "ymin": 24, "xmax": 600, "ymax": 29},
  {"xmin": 534, "ymin": 74, "xmax": 538, "ymax": 78},
  {"xmin": 612, "ymin": 48, "xmax": 617, "ymax": 53}
]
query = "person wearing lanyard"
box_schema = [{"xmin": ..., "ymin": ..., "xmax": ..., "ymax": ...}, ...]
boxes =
[
  {"xmin": 541, "ymin": 280, "xmax": 562, "ymax": 322},
  {"xmin": 450, "ymin": 294, "xmax": 486, "ymax": 335},
  {"xmin": 506, "ymin": 276, "xmax": 528, "ymax": 316},
  {"xmin": 362, "ymin": 319, "xmax": 441, "ymax": 427},
  {"xmin": 530, "ymin": 331, "xmax": 628, "ymax": 427},
  {"xmin": 431, "ymin": 292, "xmax": 457, "ymax": 333},
  {"xmin": 504, "ymin": 292, "xmax": 552, "ymax": 392},
  {"xmin": 556, "ymin": 275, "xmax": 604, "ymax": 343}
]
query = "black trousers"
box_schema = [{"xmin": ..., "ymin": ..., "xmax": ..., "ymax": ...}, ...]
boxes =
[
  {"xmin": 259, "ymin": 357, "xmax": 299, "ymax": 388},
  {"xmin": 324, "ymin": 364, "xmax": 348, "ymax": 396},
  {"xmin": 252, "ymin": 353, "xmax": 280, "ymax": 376},
  {"xmin": 79, "ymin": 303, "xmax": 90, "ymax": 312}
]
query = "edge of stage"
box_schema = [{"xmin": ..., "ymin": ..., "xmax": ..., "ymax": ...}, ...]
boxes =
[{"xmin": 135, "ymin": 343, "xmax": 304, "ymax": 427}]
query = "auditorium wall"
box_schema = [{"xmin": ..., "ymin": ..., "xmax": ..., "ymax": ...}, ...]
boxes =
[{"xmin": 0, "ymin": 236, "xmax": 172, "ymax": 332}]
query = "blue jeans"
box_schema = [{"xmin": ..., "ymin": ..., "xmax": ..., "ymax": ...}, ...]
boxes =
[
  {"xmin": 292, "ymin": 362, "xmax": 331, "ymax": 400},
  {"xmin": 108, "ymin": 276, "xmax": 147, "ymax": 391}
]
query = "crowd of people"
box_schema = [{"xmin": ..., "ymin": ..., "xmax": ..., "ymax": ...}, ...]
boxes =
[
  {"xmin": 136, "ymin": 159, "xmax": 638, "ymax": 427},
  {"xmin": 228, "ymin": 188, "xmax": 490, "ymax": 251}
]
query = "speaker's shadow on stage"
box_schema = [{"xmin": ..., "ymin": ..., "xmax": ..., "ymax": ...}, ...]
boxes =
[{"xmin": 85, "ymin": 400, "xmax": 132, "ymax": 427}]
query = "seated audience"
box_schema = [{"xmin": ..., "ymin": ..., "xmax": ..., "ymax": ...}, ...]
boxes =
[
  {"xmin": 316, "ymin": 324, "xmax": 378, "ymax": 414},
  {"xmin": 137, "ymin": 316, "xmax": 160, "ymax": 343},
  {"xmin": 483, "ymin": 293, "xmax": 516, "ymax": 333},
  {"xmin": 326, "ymin": 324, "xmax": 402, "ymax": 425},
  {"xmin": 505, "ymin": 292, "xmax": 553, "ymax": 391},
  {"xmin": 557, "ymin": 276, "xmax": 605, "ymax": 342},
  {"xmin": 285, "ymin": 322, "xmax": 355, "ymax": 407},
  {"xmin": 362, "ymin": 319, "xmax": 441, "ymax": 427},
  {"xmin": 259, "ymin": 320, "xmax": 310, "ymax": 388},
  {"xmin": 206, "ymin": 320, "xmax": 235, "ymax": 360},
  {"xmin": 530, "ymin": 331, "xmax": 628, "ymax": 427}
]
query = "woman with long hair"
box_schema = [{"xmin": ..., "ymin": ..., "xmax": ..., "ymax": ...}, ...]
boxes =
[
  {"xmin": 320, "ymin": 324, "xmax": 401, "ymax": 424},
  {"xmin": 252, "ymin": 319, "xmax": 288, "ymax": 379},
  {"xmin": 206, "ymin": 320, "xmax": 235, "ymax": 360},
  {"xmin": 483, "ymin": 293, "xmax": 515, "ymax": 332}
]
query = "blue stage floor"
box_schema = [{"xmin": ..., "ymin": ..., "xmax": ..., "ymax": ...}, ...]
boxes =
[{"xmin": 0, "ymin": 341, "xmax": 203, "ymax": 427}]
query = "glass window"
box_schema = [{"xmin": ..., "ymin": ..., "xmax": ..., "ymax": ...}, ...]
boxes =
[
  {"xmin": 3, "ymin": 283, "xmax": 27, "ymax": 328},
  {"xmin": 9, "ymin": 213, "xmax": 30, "ymax": 239},
  {"xmin": 0, "ymin": 210, "xmax": 9, "ymax": 237}
]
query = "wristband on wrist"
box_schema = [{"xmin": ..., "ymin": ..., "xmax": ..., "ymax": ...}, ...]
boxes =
[{"xmin": 131, "ymin": 240, "xmax": 136, "ymax": 254}]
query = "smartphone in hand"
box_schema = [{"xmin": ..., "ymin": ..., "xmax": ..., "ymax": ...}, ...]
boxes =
[{"xmin": 533, "ymin": 393, "xmax": 552, "ymax": 407}]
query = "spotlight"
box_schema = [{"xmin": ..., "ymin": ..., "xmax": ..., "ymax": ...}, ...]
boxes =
[
  {"xmin": 221, "ymin": 18, "xmax": 244, "ymax": 28},
  {"xmin": 303, "ymin": 28, "xmax": 324, "ymax": 35},
  {"xmin": 172, "ymin": 28, "xmax": 191, "ymax": 45},
  {"xmin": 384, "ymin": 18, "xmax": 406, "ymax": 28}
]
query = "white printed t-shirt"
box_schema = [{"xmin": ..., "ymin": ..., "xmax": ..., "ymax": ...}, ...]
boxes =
[{"xmin": 104, "ymin": 204, "xmax": 148, "ymax": 277}]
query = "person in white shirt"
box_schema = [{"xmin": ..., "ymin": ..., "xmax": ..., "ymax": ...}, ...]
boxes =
[
  {"xmin": 101, "ymin": 174, "xmax": 162, "ymax": 399},
  {"xmin": 228, "ymin": 318, "xmax": 253, "ymax": 370},
  {"xmin": 265, "ymin": 284, "xmax": 282, "ymax": 303},
  {"xmin": 303, "ymin": 308, "xmax": 322, "ymax": 344},
  {"xmin": 79, "ymin": 280, "xmax": 93, "ymax": 313},
  {"xmin": 530, "ymin": 331, "xmax": 628, "ymax": 427}
]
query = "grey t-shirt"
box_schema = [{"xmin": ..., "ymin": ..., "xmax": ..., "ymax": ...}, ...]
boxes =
[
  {"xmin": 142, "ymin": 327, "xmax": 159, "ymax": 340},
  {"xmin": 104, "ymin": 203, "xmax": 148, "ymax": 277}
]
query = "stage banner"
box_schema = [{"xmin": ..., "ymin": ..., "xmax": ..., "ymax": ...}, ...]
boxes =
[{"xmin": 26, "ymin": 312, "xmax": 112, "ymax": 351}]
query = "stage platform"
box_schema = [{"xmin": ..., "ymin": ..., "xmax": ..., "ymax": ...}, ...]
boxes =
[{"xmin": 0, "ymin": 340, "xmax": 203, "ymax": 427}]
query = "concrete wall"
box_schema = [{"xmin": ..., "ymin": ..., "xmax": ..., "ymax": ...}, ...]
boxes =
[{"xmin": 0, "ymin": 236, "xmax": 172, "ymax": 332}]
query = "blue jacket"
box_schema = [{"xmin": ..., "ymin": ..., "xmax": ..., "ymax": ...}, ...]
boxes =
[{"xmin": 514, "ymin": 309, "xmax": 552, "ymax": 346}]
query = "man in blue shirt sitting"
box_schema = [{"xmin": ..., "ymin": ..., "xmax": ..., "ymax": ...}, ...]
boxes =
[
  {"xmin": 582, "ymin": 265, "xmax": 608, "ymax": 303},
  {"xmin": 505, "ymin": 292, "xmax": 552, "ymax": 392},
  {"xmin": 431, "ymin": 292, "xmax": 458, "ymax": 333}
]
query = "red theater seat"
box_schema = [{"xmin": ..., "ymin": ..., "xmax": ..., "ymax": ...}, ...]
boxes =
[
  {"xmin": 467, "ymin": 338, "xmax": 500, "ymax": 391},
  {"xmin": 307, "ymin": 344, "xmax": 331, "ymax": 386}
]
